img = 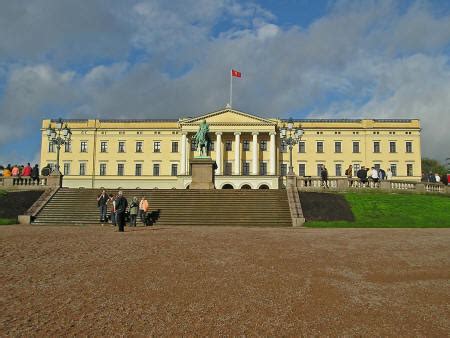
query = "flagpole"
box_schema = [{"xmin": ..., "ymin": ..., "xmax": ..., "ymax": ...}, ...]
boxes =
[{"xmin": 229, "ymin": 69, "xmax": 233, "ymax": 108}]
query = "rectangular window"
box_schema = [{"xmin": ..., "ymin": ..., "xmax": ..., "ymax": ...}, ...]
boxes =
[
  {"xmin": 298, "ymin": 163, "xmax": 306, "ymax": 176},
  {"xmin": 242, "ymin": 162, "xmax": 250, "ymax": 175},
  {"xmin": 171, "ymin": 164, "xmax": 178, "ymax": 176},
  {"xmin": 80, "ymin": 141, "xmax": 87, "ymax": 153},
  {"xmin": 335, "ymin": 164, "xmax": 342, "ymax": 176},
  {"xmin": 243, "ymin": 140, "xmax": 250, "ymax": 151},
  {"xmin": 153, "ymin": 141, "xmax": 161, "ymax": 153},
  {"xmin": 373, "ymin": 141, "xmax": 380, "ymax": 153},
  {"xmin": 406, "ymin": 141, "xmax": 412, "ymax": 153},
  {"xmin": 79, "ymin": 163, "xmax": 86, "ymax": 176},
  {"xmin": 224, "ymin": 162, "xmax": 232, "ymax": 175},
  {"xmin": 407, "ymin": 164, "xmax": 413, "ymax": 177},
  {"xmin": 135, "ymin": 163, "xmax": 142, "ymax": 176},
  {"xmin": 136, "ymin": 141, "xmax": 143, "ymax": 153},
  {"xmin": 317, "ymin": 164, "xmax": 324, "ymax": 176},
  {"xmin": 334, "ymin": 142, "xmax": 342, "ymax": 153},
  {"xmin": 118, "ymin": 141, "xmax": 125, "ymax": 153},
  {"xmin": 171, "ymin": 141, "xmax": 179, "ymax": 153},
  {"xmin": 260, "ymin": 141, "xmax": 267, "ymax": 151},
  {"xmin": 389, "ymin": 141, "xmax": 396, "ymax": 153},
  {"xmin": 100, "ymin": 141, "xmax": 108, "ymax": 153},
  {"xmin": 99, "ymin": 163, "xmax": 106, "ymax": 176},
  {"xmin": 374, "ymin": 163, "xmax": 381, "ymax": 170},
  {"xmin": 353, "ymin": 164, "xmax": 360, "ymax": 176},
  {"xmin": 390, "ymin": 164, "xmax": 397, "ymax": 177},
  {"xmin": 280, "ymin": 142, "xmax": 288, "ymax": 153},
  {"xmin": 225, "ymin": 140, "xmax": 232, "ymax": 151},
  {"xmin": 153, "ymin": 163, "xmax": 160, "ymax": 176},
  {"xmin": 209, "ymin": 141, "xmax": 214, "ymax": 151},
  {"xmin": 63, "ymin": 163, "xmax": 70, "ymax": 176},
  {"xmin": 48, "ymin": 142, "xmax": 55, "ymax": 152},
  {"xmin": 352, "ymin": 141, "xmax": 360, "ymax": 153},
  {"xmin": 117, "ymin": 163, "xmax": 124, "ymax": 176},
  {"xmin": 280, "ymin": 163, "xmax": 288, "ymax": 176},
  {"xmin": 316, "ymin": 142, "xmax": 324, "ymax": 153},
  {"xmin": 64, "ymin": 142, "xmax": 71, "ymax": 152},
  {"xmin": 298, "ymin": 141, "xmax": 305, "ymax": 153},
  {"xmin": 259, "ymin": 162, "xmax": 267, "ymax": 175}
]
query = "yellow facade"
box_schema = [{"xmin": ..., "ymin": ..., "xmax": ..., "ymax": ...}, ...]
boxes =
[{"xmin": 40, "ymin": 108, "xmax": 422, "ymax": 189}]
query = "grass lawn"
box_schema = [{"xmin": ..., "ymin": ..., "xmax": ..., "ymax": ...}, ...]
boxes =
[
  {"xmin": 0, "ymin": 218, "xmax": 17, "ymax": 225},
  {"xmin": 306, "ymin": 192, "xmax": 450, "ymax": 228}
]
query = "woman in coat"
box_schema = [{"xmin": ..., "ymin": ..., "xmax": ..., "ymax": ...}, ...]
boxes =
[{"xmin": 129, "ymin": 197, "xmax": 139, "ymax": 227}]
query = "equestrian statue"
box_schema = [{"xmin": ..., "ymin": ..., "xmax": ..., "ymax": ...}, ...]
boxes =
[{"xmin": 192, "ymin": 119, "xmax": 210, "ymax": 157}]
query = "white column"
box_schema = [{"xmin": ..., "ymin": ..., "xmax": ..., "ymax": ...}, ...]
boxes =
[
  {"xmin": 180, "ymin": 132, "xmax": 187, "ymax": 175},
  {"xmin": 234, "ymin": 132, "xmax": 241, "ymax": 175},
  {"xmin": 269, "ymin": 132, "xmax": 276, "ymax": 175},
  {"xmin": 252, "ymin": 132, "xmax": 259, "ymax": 175},
  {"xmin": 215, "ymin": 132, "xmax": 222, "ymax": 175}
]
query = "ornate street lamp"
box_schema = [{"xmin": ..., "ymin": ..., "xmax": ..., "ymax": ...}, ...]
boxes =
[
  {"xmin": 280, "ymin": 117, "xmax": 304, "ymax": 176},
  {"xmin": 46, "ymin": 118, "xmax": 72, "ymax": 175}
]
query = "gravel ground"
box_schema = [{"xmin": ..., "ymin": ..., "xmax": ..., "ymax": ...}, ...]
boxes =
[{"xmin": 1, "ymin": 225, "xmax": 449, "ymax": 336}]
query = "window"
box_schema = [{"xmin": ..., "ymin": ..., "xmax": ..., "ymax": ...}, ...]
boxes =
[
  {"xmin": 243, "ymin": 140, "xmax": 250, "ymax": 151},
  {"xmin": 280, "ymin": 142, "xmax": 288, "ymax": 153},
  {"xmin": 100, "ymin": 141, "xmax": 108, "ymax": 153},
  {"xmin": 280, "ymin": 163, "xmax": 288, "ymax": 176},
  {"xmin": 209, "ymin": 141, "xmax": 214, "ymax": 151},
  {"xmin": 63, "ymin": 163, "xmax": 70, "ymax": 176},
  {"xmin": 352, "ymin": 141, "xmax": 360, "ymax": 153},
  {"xmin": 64, "ymin": 142, "xmax": 71, "ymax": 152},
  {"xmin": 390, "ymin": 164, "xmax": 397, "ymax": 177},
  {"xmin": 317, "ymin": 164, "xmax": 324, "ymax": 176},
  {"xmin": 259, "ymin": 162, "xmax": 267, "ymax": 175},
  {"xmin": 118, "ymin": 141, "xmax": 125, "ymax": 153},
  {"xmin": 117, "ymin": 163, "xmax": 124, "ymax": 176},
  {"xmin": 153, "ymin": 163, "xmax": 160, "ymax": 176},
  {"xmin": 298, "ymin": 141, "xmax": 305, "ymax": 153},
  {"xmin": 153, "ymin": 141, "xmax": 161, "ymax": 153},
  {"xmin": 373, "ymin": 141, "xmax": 380, "ymax": 153},
  {"xmin": 79, "ymin": 163, "xmax": 86, "ymax": 176},
  {"xmin": 389, "ymin": 142, "xmax": 396, "ymax": 153},
  {"xmin": 374, "ymin": 163, "xmax": 381, "ymax": 170},
  {"xmin": 135, "ymin": 163, "xmax": 142, "ymax": 176},
  {"xmin": 224, "ymin": 162, "xmax": 232, "ymax": 175},
  {"xmin": 172, "ymin": 141, "xmax": 179, "ymax": 153},
  {"xmin": 171, "ymin": 164, "xmax": 178, "ymax": 176},
  {"xmin": 136, "ymin": 141, "xmax": 143, "ymax": 153},
  {"xmin": 407, "ymin": 164, "xmax": 413, "ymax": 177},
  {"xmin": 49, "ymin": 163, "xmax": 56, "ymax": 171},
  {"xmin": 260, "ymin": 141, "xmax": 267, "ymax": 151},
  {"xmin": 225, "ymin": 140, "xmax": 232, "ymax": 151},
  {"xmin": 298, "ymin": 163, "xmax": 306, "ymax": 176},
  {"xmin": 242, "ymin": 162, "xmax": 250, "ymax": 175},
  {"xmin": 353, "ymin": 164, "xmax": 360, "ymax": 176},
  {"xmin": 406, "ymin": 141, "xmax": 412, "ymax": 153},
  {"xmin": 335, "ymin": 164, "xmax": 342, "ymax": 176},
  {"xmin": 99, "ymin": 163, "xmax": 106, "ymax": 176},
  {"xmin": 80, "ymin": 141, "xmax": 87, "ymax": 153},
  {"xmin": 316, "ymin": 142, "xmax": 324, "ymax": 153},
  {"xmin": 334, "ymin": 142, "xmax": 342, "ymax": 153},
  {"xmin": 48, "ymin": 142, "xmax": 55, "ymax": 152}
]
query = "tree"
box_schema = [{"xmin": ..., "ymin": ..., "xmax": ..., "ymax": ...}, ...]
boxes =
[{"xmin": 421, "ymin": 158, "xmax": 446, "ymax": 176}]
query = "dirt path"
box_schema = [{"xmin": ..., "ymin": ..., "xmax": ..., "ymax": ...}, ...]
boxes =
[{"xmin": 1, "ymin": 225, "xmax": 449, "ymax": 336}]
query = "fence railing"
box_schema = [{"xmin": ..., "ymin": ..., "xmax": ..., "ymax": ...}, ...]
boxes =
[
  {"xmin": 0, "ymin": 175, "xmax": 61, "ymax": 188},
  {"xmin": 295, "ymin": 177, "xmax": 449, "ymax": 194}
]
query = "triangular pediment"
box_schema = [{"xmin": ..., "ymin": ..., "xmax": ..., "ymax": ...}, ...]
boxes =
[{"xmin": 180, "ymin": 108, "xmax": 275, "ymax": 125}]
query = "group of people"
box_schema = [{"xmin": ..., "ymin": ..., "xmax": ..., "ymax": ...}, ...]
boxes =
[
  {"xmin": 422, "ymin": 172, "xmax": 448, "ymax": 185},
  {"xmin": 0, "ymin": 163, "xmax": 41, "ymax": 185},
  {"xmin": 97, "ymin": 190, "xmax": 151, "ymax": 232},
  {"xmin": 318, "ymin": 164, "xmax": 394, "ymax": 188}
]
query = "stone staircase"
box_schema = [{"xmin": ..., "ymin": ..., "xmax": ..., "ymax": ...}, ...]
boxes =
[{"xmin": 32, "ymin": 188, "xmax": 292, "ymax": 226}]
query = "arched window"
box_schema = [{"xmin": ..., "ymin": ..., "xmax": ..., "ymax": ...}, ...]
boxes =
[{"xmin": 222, "ymin": 184, "xmax": 234, "ymax": 189}]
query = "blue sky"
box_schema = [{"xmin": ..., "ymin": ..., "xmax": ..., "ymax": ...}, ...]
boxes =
[{"xmin": 1, "ymin": 0, "xmax": 450, "ymax": 165}]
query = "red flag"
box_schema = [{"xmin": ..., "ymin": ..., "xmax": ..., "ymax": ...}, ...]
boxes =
[{"xmin": 231, "ymin": 69, "xmax": 242, "ymax": 78}]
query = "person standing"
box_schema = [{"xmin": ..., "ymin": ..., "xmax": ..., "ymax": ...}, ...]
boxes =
[
  {"xmin": 129, "ymin": 197, "xmax": 138, "ymax": 227},
  {"xmin": 386, "ymin": 168, "xmax": 393, "ymax": 180},
  {"xmin": 22, "ymin": 163, "xmax": 32, "ymax": 185},
  {"xmin": 110, "ymin": 194, "xmax": 117, "ymax": 226},
  {"xmin": 320, "ymin": 166, "xmax": 329, "ymax": 188},
  {"xmin": 97, "ymin": 190, "xmax": 109, "ymax": 223},
  {"xmin": 31, "ymin": 164, "xmax": 40, "ymax": 185},
  {"xmin": 371, "ymin": 167, "xmax": 379, "ymax": 185},
  {"xmin": 115, "ymin": 191, "xmax": 128, "ymax": 232},
  {"xmin": 139, "ymin": 196, "xmax": 149, "ymax": 224},
  {"xmin": 11, "ymin": 165, "xmax": 20, "ymax": 185}
]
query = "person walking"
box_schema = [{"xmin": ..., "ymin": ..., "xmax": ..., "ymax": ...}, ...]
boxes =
[
  {"xmin": 139, "ymin": 196, "xmax": 149, "ymax": 224},
  {"xmin": 320, "ymin": 165, "xmax": 329, "ymax": 188},
  {"xmin": 129, "ymin": 197, "xmax": 138, "ymax": 227},
  {"xmin": 31, "ymin": 164, "xmax": 40, "ymax": 185},
  {"xmin": 115, "ymin": 191, "xmax": 128, "ymax": 232},
  {"xmin": 97, "ymin": 190, "xmax": 109, "ymax": 223}
]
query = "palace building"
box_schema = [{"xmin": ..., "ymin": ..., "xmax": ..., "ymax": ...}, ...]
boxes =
[{"xmin": 40, "ymin": 108, "xmax": 422, "ymax": 189}]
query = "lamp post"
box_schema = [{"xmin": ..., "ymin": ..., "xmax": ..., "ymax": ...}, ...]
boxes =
[
  {"xmin": 46, "ymin": 118, "xmax": 72, "ymax": 175},
  {"xmin": 280, "ymin": 118, "xmax": 304, "ymax": 176}
]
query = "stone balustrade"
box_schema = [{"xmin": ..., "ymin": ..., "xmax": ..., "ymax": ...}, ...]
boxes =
[{"xmin": 0, "ymin": 175, "xmax": 62, "ymax": 189}]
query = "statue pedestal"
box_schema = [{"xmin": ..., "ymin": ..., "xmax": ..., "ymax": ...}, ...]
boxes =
[{"xmin": 190, "ymin": 158, "xmax": 216, "ymax": 189}]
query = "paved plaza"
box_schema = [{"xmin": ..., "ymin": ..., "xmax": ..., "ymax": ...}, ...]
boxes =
[{"xmin": 1, "ymin": 225, "xmax": 449, "ymax": 336}]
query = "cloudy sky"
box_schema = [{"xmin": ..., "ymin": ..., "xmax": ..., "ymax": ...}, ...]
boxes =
[{"xmin": 1, "ymin": 0, "xmax": 449, "ymax": 165}]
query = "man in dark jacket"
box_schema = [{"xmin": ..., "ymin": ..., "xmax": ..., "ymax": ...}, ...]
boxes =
[
  {"xmin": 357, "ymin": 166, "xmax": 368, "ymax": 185},
  {"xmin": 320, "ymin": 166, "xmax": 329, "ymax": 188},
  {"xmin": 115, "ymin": 191, "xmax": 128, "ymax": 232},
  {"xmin": 31, "ymin": 164, "xmax": 40, "ymax": 185},
  {"xmin": 97, "ymin": 190, "xmax": 109, "ymax": 223}
]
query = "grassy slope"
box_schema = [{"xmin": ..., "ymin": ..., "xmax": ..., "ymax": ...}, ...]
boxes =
[{"xmin": 306, "ymin": 192, "xmax": 450, "ymax": 228}]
